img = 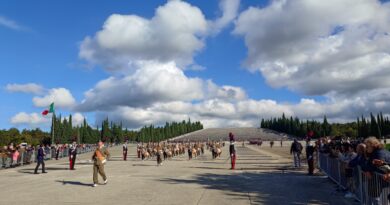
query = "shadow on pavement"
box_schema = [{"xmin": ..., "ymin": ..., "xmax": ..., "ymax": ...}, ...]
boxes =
[
  {"xmin": 18, "ymin": 167, "xmax": 70, "ymax": 174},
  {"xmin": 55, "ymin": 180, "xmax": 93, "ymax": 187},
  {"xmin": 132, "ymin": 164, "xmax": 157, "ymax": 167},
  {"xmin": 159, "ymin": 171, "xmax": 346, "ymax": 205}
]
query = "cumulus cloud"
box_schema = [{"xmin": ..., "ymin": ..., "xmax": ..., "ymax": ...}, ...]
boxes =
[
  {"xmin": 93, "ymin": 89, "xmax": 390, "ymax": 129},
  {"xmin": 5, "ymin": 83, "xmax": 44, "ymax": 95},
  {"xmin": 72, "ymin": 0, "xmax": 390, "ymax": 129},
  {"xmin": 90, "ymin": 98, "xmax": 310, "ymax": 129},
  {"xmin": 10, "ymin": 112, "xmax": 50, "ymax": 127},
  {"xmin": 63, "ymin": 112, "xmax": 85, "ymax": 127},
  {"xmin": 206, "ymin": 81, "xmax": 247, "ymax": 101},
  {"xmin": 79, "ymin": 0, "xmax": 208, "ymax": 71},
  {"xmin": 209, "ymin": 0, "xmax": 241, "ymax": 35},
  {"xmin": 33, "ymin": 88, "xmax": 76, "ymax": 108},
  {"xmin": 234, "ymin": 0, "xmax": 390, "ymax": 96},
  {"xmin": 76, "ymin": 60, "xmax": 251, "ymax": 112},
  {"xmin": 76, "ymin": 61, "xmax": 204, "ymax": 111}
]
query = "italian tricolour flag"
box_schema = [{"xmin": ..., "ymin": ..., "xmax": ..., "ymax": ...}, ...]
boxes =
[{"xmin": 42, "ymin": 102, "xmax": 55, "ymax": 116}]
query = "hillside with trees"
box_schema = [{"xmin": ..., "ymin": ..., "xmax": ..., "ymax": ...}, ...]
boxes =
[{"xmin": 260, "ymin": 112, "xmax": 390, "ymax": 139}]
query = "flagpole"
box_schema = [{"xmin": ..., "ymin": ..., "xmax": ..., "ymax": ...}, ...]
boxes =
[{"xmin": 52, "ymin": 112, "xmax": 55, "ymax": 145}]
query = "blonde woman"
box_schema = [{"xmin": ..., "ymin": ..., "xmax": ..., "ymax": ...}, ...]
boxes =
[{"xmin": 363, "ymin": 137, "xmax": 390, "ymax": 205}]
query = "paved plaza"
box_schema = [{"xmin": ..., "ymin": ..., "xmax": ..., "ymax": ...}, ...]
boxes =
[{"xmin": 0, "ymin": 143, "xmax": 355, "ymax": 205}]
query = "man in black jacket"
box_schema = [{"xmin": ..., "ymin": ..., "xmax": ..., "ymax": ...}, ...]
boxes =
[
  {"xmin": 290, "ymin": 139, "xmax": 303, "ymax": 168},
  {"xmin": 34, "ymin": 144, "xmax": 47, "ymax": 174}
]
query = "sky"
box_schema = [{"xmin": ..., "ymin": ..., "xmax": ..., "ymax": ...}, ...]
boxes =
[{"xmin": 1, "ymin": 0, "xmax": 390, "ymax": 130}]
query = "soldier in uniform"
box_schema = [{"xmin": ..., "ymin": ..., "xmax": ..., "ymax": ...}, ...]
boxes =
[
  {"xmin": 229, "ymin": 133, "xmax": 236, "ymax": 170},
  {"xmin": 69, "ymin": 141, "xmax": 77, "ymax": 170},
  {"xmin": 55, "ymin": 143, "xmax": 60, "ymax": 160},
  {"xmin": 92, "ymin": 141, "xmax": 110, "ymax": 187},
  {"xmin": 123, "ymin": 140, "xmax": 128, "ymax": 161},
  {"xmin": 34, "ymin": 144, "xmax": 47, "ymax": 174}
]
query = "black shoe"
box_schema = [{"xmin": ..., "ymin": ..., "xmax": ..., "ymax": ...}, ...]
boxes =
[
  {"xmin": 34, "ymin": 172, "xmax": 38, "ymax": 174},
  {"xmin": 42, "ymin": 171, "xmax": 48, "ymax": 173}
]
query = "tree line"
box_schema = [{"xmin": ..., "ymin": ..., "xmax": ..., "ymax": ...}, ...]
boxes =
[
  {"xmin": 0, "ymin": 114, "xmax": 203, "ymax": 146},
  {"xmin": 260, "ymin": 112, "xmax": 390, "ymax": 139}
]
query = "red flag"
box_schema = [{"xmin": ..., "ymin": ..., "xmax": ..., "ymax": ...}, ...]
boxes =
[
  {"xmin": 308, "ymin": 130, "xmax": 314, "ymax": 137},
  {"xmin": 42, "ymin": 110, "xmax": 49, "ymax": 116}
]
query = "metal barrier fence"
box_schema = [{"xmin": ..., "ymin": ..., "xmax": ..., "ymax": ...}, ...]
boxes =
[
  {"xmin": 0, "ymin": 145, "xmax": 99, "ymax": 170},
  {"xmin": 318, "ymin": 153, "xmax": 390, "ymax": 205}
]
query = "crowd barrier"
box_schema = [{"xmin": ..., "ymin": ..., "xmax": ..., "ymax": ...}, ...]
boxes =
[
  {"xmin": 0, "ymin": 144, "xmax": 100, "ymax": 169},
  {"xmin": 318, "ymin": 153, "xmax": 390, "ymax": 205}
]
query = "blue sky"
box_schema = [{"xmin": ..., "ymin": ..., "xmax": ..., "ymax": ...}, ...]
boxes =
[{"xmin": 1, "ymin": 0, "xmax": 390, "ymax": 130}]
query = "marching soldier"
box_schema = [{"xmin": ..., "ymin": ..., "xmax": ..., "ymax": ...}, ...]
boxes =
[
  {"xmin": 69, "ymin": 141, "xmax": 77, "ymax": 170},
  {"xmin": 92, "ymin": 141, "xmax": 110, "ymax": 187},
  {"xmin": 229, "ymin": 133, "xmax": 236, "ymax": 170},
  {"xmin": 34, "ymin": 144, "xmax": 47, "ymax": 174},
  {"xmin": 123, "ymin": 140, "xmax": 128, "ymax": 161}
]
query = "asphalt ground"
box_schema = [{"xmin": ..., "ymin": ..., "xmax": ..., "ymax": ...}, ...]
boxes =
[{"xmin": 0, "ymin": 142, "xmax": 356, "ymax": 205}]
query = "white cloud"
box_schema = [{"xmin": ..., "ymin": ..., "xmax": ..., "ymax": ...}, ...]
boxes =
[
  {"xmin": 33, "ymin": 88, "xmax": 76, "ymax": 108},
  {"xmin": 10, "ymin": 112, "xmax": 50, "ymax": 127},
  {"xmin": 76, "ymin": 61, "xmax": 204, "ymax": 111},
  {"xmin": 65, "ymin": 0, "xmax": 390, "ymax": 129},
  {"xmin": 209, "ymin": 0, "xmax": 241, "ymax": 35},
  {"xmin": 0, "ymin": 16, "xmax": 26, "ymax": 31},
  {"xmin": 79, "ymin": 0, "xmax": 208, "ymax": 71},
  {"xmin": 92, "ymin": 89, "xmax": 390, "ymax": 129},
  {"xmin": 5, "ymin": 83, "xmax": 44, "ymax": 95},
  {"xmin": 234, "ymin": 0, "xmax": 390, "ymax": 96},
  {"xmin": 64, "ymin": 112, "xmax": 85, "ymax": 127},
  {"xmin": 206, "ymin": 81, "xmax": 247, "ymax": 101}
]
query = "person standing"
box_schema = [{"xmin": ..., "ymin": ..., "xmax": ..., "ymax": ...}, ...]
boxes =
[
  {"xmin": 156, "ymin": 144, "xmax": 163, "ymax": 166},
  {"xmin": 69, "ymin": 141, "xmax": 77, "ymax": 170},
  {"xmin": 123, "ymin": 140, "xmax": 128, "ymax": 161},
  {"xmin": 188, "ymin": 145, "xmax": 192, "ymax": 160},
  {"xmin": 92, "ymin": 141, "xmax": 110, "ymax": 187},
  {"xmin": 306, "ymin": 139, "xmax": 315, "ymax": 175},
  {"xmin": 11, "ymin": 147, "xmax": 19, "ymax": 168},
  {"xmin": 229, "ymin": 133, "xmax": 236, "ymax": 170},
  {"xmin": 34, "ymin": 144, "xmax": 47, "ymax": 174},
  {"xmin": 55, "ymin": 143, "xmax": 60, "ymax": 160},
  {"xmin": 290, "ymin": 139, "xmax": 303, "ymax": 168}
]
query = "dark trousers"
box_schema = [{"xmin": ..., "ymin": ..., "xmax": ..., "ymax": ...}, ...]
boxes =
[
  {"xmin": 123, "ymin": 151, "xmax": 127, "ymax": 161},
  {"xmin": 34, "ymin": 160, "xmax": 45, "ymax": 173},
  {"xmin": 307, "ymin": 158, "xmax": 314, "ymax": 174},
  {"xmin": 55, "ymin": 150, "xmax": 59, "ymax": 160},
  {"xmin": 157, "ymin": 154, "xmax": 162, "ymax": 165}
]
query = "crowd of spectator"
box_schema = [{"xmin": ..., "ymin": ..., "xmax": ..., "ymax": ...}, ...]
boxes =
[
  {"xmin": 317, "ymin": 136, "xmax": 390, "ymax": 204},
  {"xmin": 0, "ymin": 143, "xmax": 100, "ymax": 169}
]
